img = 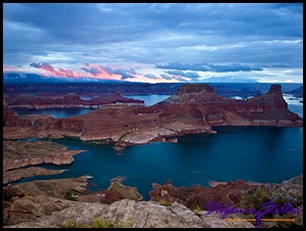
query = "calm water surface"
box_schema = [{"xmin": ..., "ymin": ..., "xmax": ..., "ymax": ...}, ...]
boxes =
[
  {"xmin": 123, "ymin": 94, "xmax": 170, "ymax": 106},
  {"xmin": 12, "ymin": 93, "xmax": 303, "ymax": 200},
  {"xmin": 17, "ymin": 126, "xmax": 303, "ymax": 200},
  {"xmin": 13, "ymin": 108, "xmax": 94, "ymax": 119}
]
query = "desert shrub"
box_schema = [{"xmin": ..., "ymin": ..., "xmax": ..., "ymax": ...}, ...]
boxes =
[
  {"xmin": 64, "ymin": 219, "xmax": 75, "ymax": 228},
  {"xmin": 249, "ymin": 190, "xmax": 270, "ymax": 210},
  {"xmin": 159, "ymin": 198, "xmax": 170, "ymax": 206},
  {"xmin": 64, "ymin": 219, "xmax": 85, "ymax": 228},
  {"xmin": 193, "ymin": 204, "xmax": 201, "ymax": 215},
  {"xmin": 64, "ymin": 189, "xmax": 82, "ymax": 201},
  {"xmin": 91, "ymin": 218, "xmax": 114, "ymax": 228},
  {"xmin": 91, "ymin": 218, "xmax": 132, "ymax": 228}
]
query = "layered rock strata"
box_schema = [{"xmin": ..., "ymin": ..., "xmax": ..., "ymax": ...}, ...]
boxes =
[
  {"xmin": 4, "ymin": 196, "xmax": 255, "ymax": 228},
  {"xmin": 4, "ymin": 175, "xmax": 302, "ymax": 228},
  {"xmin": 3, "ymin": 84, "xmax": 303, "ymax": 145},
  {"xmin": 3, "ymin": 140, "xmax": 85, "ymax": 172},
  {"xmin": 6, "ymin": 92, "xmax": 144, "ymax": 109},
  {"xmin": 3, "ymin": 167, "xmax": 66, "ymax": 185}
]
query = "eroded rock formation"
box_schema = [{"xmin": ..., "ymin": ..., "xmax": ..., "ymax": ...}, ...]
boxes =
[
  {"xmin": 149, "ymin": 175, "xmax": 303, "ymax": 228},
  {"xmin": 3, "ymin": 84, "xmax": 303, "ymax": 145},
  {"xmin": 4, "ymin": 175, "xmax": 302, "ymax": 228},
  {"xmin": 3, "ymin": 140, "xmax": 85, "ymax": 172},
  {"xmin": 4, "ymin": 195, "xmax": 256, "ymax": 228},
  {"xmin": 6, "ymin": 92, "xmax": 144, "ymax": 109},
  {"xmin": 3, "ymin": 167, "xmax": 66, "ymax": 185}
]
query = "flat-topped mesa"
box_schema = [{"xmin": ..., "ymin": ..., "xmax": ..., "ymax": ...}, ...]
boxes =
[
  {"xmin": 177, "ymin": 84, "xmax": 216, "ymax": 94},
  {"xmin": 61, "ymin": 93, "xmax": 83, "ymax": 104},
  {"xmin": 7, "ymin": 93, "xmax": 144, "ymax": 109},
  {"xmin": 162, "ymin": 84, "xmax": 221, "ymax": 105}
]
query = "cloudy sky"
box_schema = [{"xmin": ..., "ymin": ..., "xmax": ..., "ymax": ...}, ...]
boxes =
[{"xmin": 3, "ymin": 3, "xmax": 303, "ymax": 83}]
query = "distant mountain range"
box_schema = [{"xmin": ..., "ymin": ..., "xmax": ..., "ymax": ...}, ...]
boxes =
[
  {"xmin": 4, "ymin": 72, "xmax": 258, "ymax": 84},
  {"xmin": 285, "ymin": 86, "xmax": 303, "ymax": 97},
  {"xmin": 3, "ymin": 72, "xmax": 303, "ymax": 98},
  {"xmin": 3, "ymin": 73, "xmax": 63, "ymax": 83},
  {"xmin": 3, "ymin": 72, "xmax": 125, "ymax": 83}
]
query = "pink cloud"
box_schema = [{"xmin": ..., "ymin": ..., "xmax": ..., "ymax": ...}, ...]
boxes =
[
  {"xmin": 10, "ymin": 62, "xmax": 182, "ymax": 83},
  {"xmin": 30, "ymin": 62, "xmax": 82, "ymax": 78},
  {"xmin": 80, "ymin": 64, "xmax": 124, "ymax": 80},
  {"xmin": 3, "ymin": 65, "xmax": 15, "ymax": 72}
]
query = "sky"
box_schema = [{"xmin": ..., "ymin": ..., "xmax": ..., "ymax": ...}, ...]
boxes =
[{"xmin": 3, "ymin": 3, "xmax": 303, "ymax": 83}]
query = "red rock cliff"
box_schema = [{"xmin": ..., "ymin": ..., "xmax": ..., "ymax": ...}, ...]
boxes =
[{"xmin": 3, "ymin": 84, "xmax": 303, "ymax": 143}]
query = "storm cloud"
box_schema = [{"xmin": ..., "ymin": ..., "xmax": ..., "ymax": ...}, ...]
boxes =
[
  {"xmin": 158, "ymin": 63, "xmax": 263, "ymax": 73},
  {"xmin": 4, "ymin": 3, "xmax": 303, "ymax": 83}
]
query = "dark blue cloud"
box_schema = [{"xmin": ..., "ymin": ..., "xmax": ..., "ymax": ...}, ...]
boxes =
[
  {"xmin": 160, "ymin": 74, "xmax": 172, "ymax": 80},
  {"xmin": 145, "ymin": 74, "xmax": 158, "ymax": 79},
  {"xmin": 80, "ymin": 66, "xmax": 101, "ymax": 75},
  {"xmin": 157, "ymin": 63, "xmax": 210, "ymax": 71},
  {"xmin": 112, "ymin": 69, "xmax": 136, "ymax": 80},
  {"xmin": 30, "ymin": 62, "xmax": 54, "ymax": 71},
  {"xmin": 103, "ymin": 67, "xmax": 136, "ymax": 79},
  {"xmin": 158, "ymin": 63, "xmax": 263, "ymax": 72},
  {"xmin": 165, "ymin": 70, "xmax": 200, "ymax": 78},
  {"xmin": 210, "ymin": 64, "xmax": 263, "ymax": 72}
]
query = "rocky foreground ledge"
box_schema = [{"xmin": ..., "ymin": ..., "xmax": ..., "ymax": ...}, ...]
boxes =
[
  {"xmin": 3, "ymin": 84, "xmax": 303, "ymax": 146},
  {"xmin": 3, "ymin": 175, "xmax": 303, "ymax": 228},
  {"xmin": 4, "ymin": 198, "xmax": 256, "ymax": 228}
]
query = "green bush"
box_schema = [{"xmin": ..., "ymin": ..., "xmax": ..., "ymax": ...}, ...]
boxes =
[
  {"xmin": 91, "ymin": 218, "xmax": 114, "ymax": 228},
  {"xmin": 64, "ymin": 219, "xmax": 75, "ymax": 228},
  {"xmin": 249, "ymin": 190, "xmax": 270, "ymax": 210},
  {"xmin": 91, "ymin": 218, "xmax": 132, "ymax": 228},
  {"xmin": 64, "ymin": 219, "xmax": 85, "ymax": 228},
  {"xmin": 63, "ymin": 217, "xmax": 131, "ymax": 228},
  {"xmin": 159, "ymin": 199, "xmax": 170, "ymax": 206},
  {"xmin": 193, "ymin": 204, "xmax": 201, "ymax": 215},
  {"xmin": 64, "ymin": 189, "xmax": 82, "ymax": 201}
]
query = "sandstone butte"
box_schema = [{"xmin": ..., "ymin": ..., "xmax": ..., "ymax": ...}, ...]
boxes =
[{"xmin": 3, "ymin": 84, "xmax": 303, "ymax": 145}]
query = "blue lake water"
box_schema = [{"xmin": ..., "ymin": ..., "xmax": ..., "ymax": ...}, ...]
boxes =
[
  {"xmin": 16, "ymin": 126, "xmax": 303, "ymax": 200},
  {"xmin": 123, "ymin": 94, "xmax": 170, "ymax": 106},
  {"xmin": 11, "ymin": 93, "xmax": 303, "ymax": 200},
  {"xmin": 283, "ymin": 94, "xmax": 303, "ymax": 118},
  {"xmin": 288, "ymin": 104, "xmax": 303, "ymax": 118},
  {"xmin": 13, "ymin": 108, "xmax": 94, "ymax": 119}
]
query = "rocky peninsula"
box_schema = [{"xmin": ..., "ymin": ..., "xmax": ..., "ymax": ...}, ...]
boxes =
[
  {"xmin": 3, "ymin": 167, "xmax": 66, "ymax": 185},
  {"xmin": 3, "ymin": 140, "xmax": 85, "ymax": 185},
  {"xmin": 3, "ymin": 140, "xmax": 85, "ymax": 171}
]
